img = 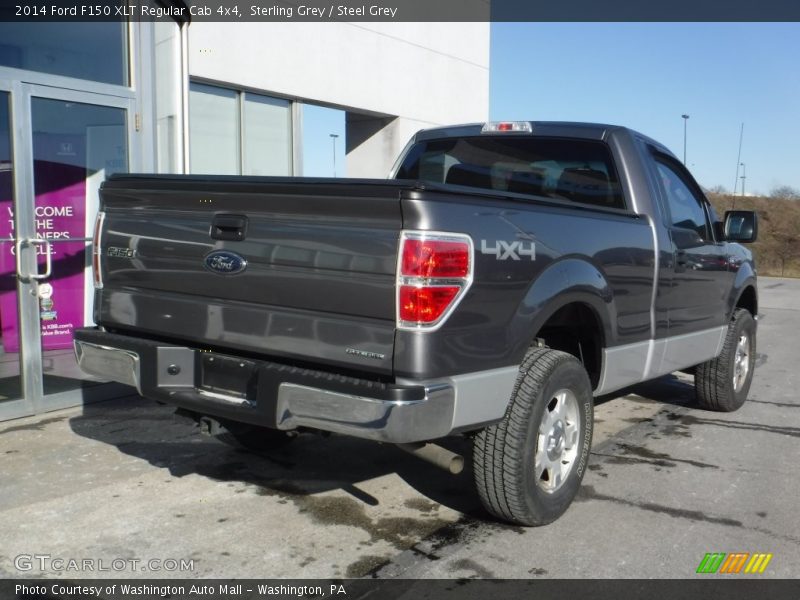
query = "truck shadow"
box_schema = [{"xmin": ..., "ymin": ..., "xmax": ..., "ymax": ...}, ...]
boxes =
[
  {"xmin": 67, "ymin": 395, "xmax": 484, "ymax": 519},
  {"xmin": 66, "ymin": 373, "xmax": 703, "ymax": 533}
]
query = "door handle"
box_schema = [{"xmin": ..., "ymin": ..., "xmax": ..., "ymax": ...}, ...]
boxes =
[
  {"xmin": 210, "ymin": 214, "xmax": 248, "ymax": 241},
  {"xmin": 15, "ymin": 238, "xmax": 52, "ymax": 281}
]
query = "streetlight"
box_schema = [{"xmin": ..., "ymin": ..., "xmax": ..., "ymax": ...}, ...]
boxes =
[
  {"xmin": 681, "ymin": 114, "xmax": 690, "ymax": 165},
  {"xmin": 329, "ymin": 133, "xmax": 339, "ymax": 177},
  {"xmin": 739, "ymin": 162, "xmax": 746, "ymax": 197}
]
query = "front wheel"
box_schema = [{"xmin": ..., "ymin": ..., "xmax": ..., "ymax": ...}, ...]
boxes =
[
  {"xmin": 473, "ymin": 348, "xmax": 594, "ymax": 526},
  {"xmin": 695, "ymin": 308, "xmax": 756, "ymax": 412}
]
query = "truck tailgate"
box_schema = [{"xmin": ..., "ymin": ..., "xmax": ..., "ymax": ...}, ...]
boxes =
[{"xmin": 97, "ymin": 176, "xmax": 404, "ymax": 376}]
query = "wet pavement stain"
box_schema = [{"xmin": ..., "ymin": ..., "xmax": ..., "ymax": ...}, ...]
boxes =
[
  {"xmin": 528, "ymin": 567, "xmax": 549, "ymax": 575},
  {"xmin": 748, "ymin": 398, "xmax": 799, "ymax": 409},
  {"xmin": 0, "ymin": 415, "xmax": 68, "ymax": 435},
  {"xmin": 594, "ymin": 443, "xmax": 720, "ymax": 470},
  {"xmin": 668, "ymin": 412, "xmax": 800, "ymax": 439},
  {"xmin": 404, "ymin": 498, "xmax": 441, "ymax": 513},
  {"xmin": 346, "ymin": 554, "xmax": 391, "ymax": 578},
  {"xmin": 449, "ymin": 558, "xmax": 496, "ymax": 578},
  {"xmin": 299, "ymin": 556, "xmax": 317, "ymax": 568},
  {"xmin": 576, "ymin": 485, "xmax": 742, "ymax": 527},
  {"xmin": 249, "ymin": 482, "xmax": 452, "ymax": 575}
]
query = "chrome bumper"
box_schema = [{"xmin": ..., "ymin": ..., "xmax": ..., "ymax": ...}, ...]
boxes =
[
  {"xmin": 74, "ymin": 340, "xmax": 142, "ymax": 394},
  {"xmin": 275, "ymin": 382, "xmax": 454, "ymax": 443},
  {"xmin": 73, "ymin": 337, "xmax": 456, "ymax": 444}
]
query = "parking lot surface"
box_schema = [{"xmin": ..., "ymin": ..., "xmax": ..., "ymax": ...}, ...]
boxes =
[{"xmin": 1, "ymin": 277, "xmax": 797, "ymax": 579}]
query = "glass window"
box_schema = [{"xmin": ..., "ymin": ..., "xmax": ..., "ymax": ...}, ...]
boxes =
[
  {"xmin": 189, "ymin": 83, "xmax": 293, "ymax": 176},
  {"xmin": 396, "ymin": 136, "xmax": 625, "ymax": 209},
  {"xmin": 189, "ymin": 83, "xmax": 239, "ymax": 175},
  {"xmin": 655, "ymin": 161, "xmax": 710, "ymax": 240},
  {"xmin": 0, "ymin": 23, "xmax": 128, "ymax": 86},
  {"xmin": 243, "ymin": 94, "xmax": 291, "ymax": 176}
]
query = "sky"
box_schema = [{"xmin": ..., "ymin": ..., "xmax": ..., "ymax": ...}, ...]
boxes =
[
  {"xmin": 304, "ymin": 22, "xmax": 800, "ymax": 195},
  {"xmin": 302, "ymin": 103, "xmax": 346, "ymax": 178},
  {"xmin": 490, "ymin": 23, "xmax": 800, "ymax": 195}
]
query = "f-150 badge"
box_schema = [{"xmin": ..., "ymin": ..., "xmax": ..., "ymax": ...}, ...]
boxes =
[
  {"xmin": 480, "ymin": 240, "xmax": 536, "ymax": 260},
  {"xmin": 204, "ymin": 250, "xmax": 247, "ymax": 275}
]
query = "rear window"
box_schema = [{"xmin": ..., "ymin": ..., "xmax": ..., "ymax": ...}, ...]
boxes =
[{"xmin": 396, "ymin": 136, "xmax": 625, "ymax": 210}]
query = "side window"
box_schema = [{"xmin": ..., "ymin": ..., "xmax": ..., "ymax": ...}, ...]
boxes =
[{"xmin": 655, "ymin": 161, "xmax": 710, "ymax": 240}]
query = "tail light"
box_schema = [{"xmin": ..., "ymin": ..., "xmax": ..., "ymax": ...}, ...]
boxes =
[
  {"xmin": 397, "ymin": 231, "xmax": 473, "ymax": 330},
  {"xmin": 92, "ymin": 211, "xmax": 105, "ymax": 289}
]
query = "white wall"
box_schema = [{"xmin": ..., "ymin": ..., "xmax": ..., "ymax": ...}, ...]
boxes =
[{"xmin": 188, "ymin": 21, "xmax": 490, "ymax": 177}]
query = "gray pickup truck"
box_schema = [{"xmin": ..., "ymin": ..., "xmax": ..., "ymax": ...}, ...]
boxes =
[{"xmin": 74, "ymin": 121, "xmax": 758, "ymax": 526}]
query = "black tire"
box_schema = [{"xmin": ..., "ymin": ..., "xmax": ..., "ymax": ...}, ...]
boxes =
[
  {"xmin": 217, "ymin": 421, "xmax": 295, "ymax": 452},
  {"xmin": 473, "ymin": 348, "xmax": 594, "ymax": 526},
  {"xmin": 695, "ymin": 308, "xmax": 756, "ymax": 412}
]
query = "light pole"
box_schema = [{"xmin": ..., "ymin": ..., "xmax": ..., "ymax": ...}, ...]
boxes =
[
  {"xmin": 740, "ymin": 162, "xmax": 746, "ymax": 198},
  {"xmin": 681, "ymin": 114, "xmax": 690, "ymax": 165},
  {"xmin": 329, "ymin": 133, "xmax": 339, "ymax": 177}
]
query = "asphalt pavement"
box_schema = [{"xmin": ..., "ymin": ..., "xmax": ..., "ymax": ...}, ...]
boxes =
[{"xmin": 0, "ymin": 277, "xmax": 797, "ymax": 580}]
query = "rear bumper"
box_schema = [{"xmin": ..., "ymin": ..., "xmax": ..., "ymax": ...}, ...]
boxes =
[{"xmin": 74, "ymin": 328, "xmax": 455, "ymax": 444}]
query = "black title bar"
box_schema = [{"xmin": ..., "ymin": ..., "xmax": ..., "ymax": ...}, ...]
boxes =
[{"xmin": 2, "ymin": 0, "xmax": 800, "ymax": 22}]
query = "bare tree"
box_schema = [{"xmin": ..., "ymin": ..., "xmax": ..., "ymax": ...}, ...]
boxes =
[
  {"xmin": 763, "ymin": 203, "xmax": 800, "ymax": 276},
  {"xmin": 770, "ymin": 185, "xmax": 800, "ymax": 201}
]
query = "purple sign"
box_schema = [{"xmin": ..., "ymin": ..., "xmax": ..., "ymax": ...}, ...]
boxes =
[{"xmin": 0, "ymin": 155, "xmax": 87, "ymax": 352}]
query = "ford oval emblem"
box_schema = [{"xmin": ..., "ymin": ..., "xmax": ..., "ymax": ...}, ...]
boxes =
[{"xmin": 204, "ymin": 250, "xmax": 247, "ymax": 275}]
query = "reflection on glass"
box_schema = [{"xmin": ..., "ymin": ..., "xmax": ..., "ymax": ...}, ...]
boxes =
[
  {"xmin": 189, "ymin": 83, "xmax": 239, "ymax": 174},
  {"xmin": 243, "ymin": 94, "xmax": 292, "ymax": 176},
  {"xmin": 189, "ymin": 83, "xmax": 295, "ymax": 177},
  {"xmin": 0, "ymin": 23, "xmax": 128, "ymax": 86},
  {"xmin": 0, "ymin": 91, "xmax": 23, "ymax": 403},
  {"xmin": 29, "ymin": 99, "xmax": 126, "ymax": 395}
]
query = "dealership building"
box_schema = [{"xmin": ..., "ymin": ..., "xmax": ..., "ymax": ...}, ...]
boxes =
[{"xmin": 0, "ymin": 15, "xmax": 490, "ymax": 420}]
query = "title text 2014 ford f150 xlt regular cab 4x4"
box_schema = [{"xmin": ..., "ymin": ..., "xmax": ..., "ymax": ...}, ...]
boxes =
[{"xmin": 74, "ymin": 121, "xmax": 758, "ymax": 526}]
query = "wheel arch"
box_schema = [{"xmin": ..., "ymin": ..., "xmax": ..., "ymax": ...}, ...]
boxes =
[
  {"xmin": 734, "ymin": 283, "xmax": 758, "ymax": 318},
  {"xmin": 509, "ymin": 258, "xmax": 614, "ymax": 389}
]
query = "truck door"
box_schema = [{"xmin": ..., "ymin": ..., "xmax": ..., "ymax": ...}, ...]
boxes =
[{"xmin": 653, "ymin": 156, "xmax": 731, "ymax": 336}]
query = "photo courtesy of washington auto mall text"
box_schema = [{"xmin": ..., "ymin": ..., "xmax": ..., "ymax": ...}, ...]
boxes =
[{"xmin": 13, "ymin": 582, "xmax": 347, "ymax": 598}]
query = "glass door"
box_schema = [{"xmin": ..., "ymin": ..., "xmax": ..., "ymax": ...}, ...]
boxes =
[
  {"xmin": 0, "ymin": 82, "xmax": 29, "ymax": 420},
  {"xmin": 4, "ymin": 84, "xmax": 136, "ymax": 416}
]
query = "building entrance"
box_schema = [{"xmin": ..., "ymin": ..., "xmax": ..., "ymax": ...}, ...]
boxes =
[{"xmin": 0, "ymin": 82, "xmax": 135, "ymax": 420}]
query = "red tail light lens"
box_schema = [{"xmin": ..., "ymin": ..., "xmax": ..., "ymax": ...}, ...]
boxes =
[
  {"xmin": 397, "ymin": 231, "xmax": 473, "ymax": 330},
  {"xmin": 399, "ymin": 285, "xmax": 461, "ymax": 324},
  {"xmin": 401, "ymin": 239, "xmax": 470, "ymax": 278},
  {"xmin": 92, "ymin": 211, "xmax": 105, "ymax": 289}
]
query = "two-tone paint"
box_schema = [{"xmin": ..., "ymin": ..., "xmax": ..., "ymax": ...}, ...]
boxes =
[{"xmin": 75, "ymin": 122, "xmax": 757, "ymax": 441}]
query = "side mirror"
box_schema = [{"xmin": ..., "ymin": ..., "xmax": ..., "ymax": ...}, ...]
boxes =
[{"xmin": 723, "ymin": 210, "xmax": 758, "ymax": 243}]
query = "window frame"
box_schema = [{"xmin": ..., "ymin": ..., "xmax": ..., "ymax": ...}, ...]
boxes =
[
  {"xmin": 651, "ymin": 152, "xmax": 718, "ymax": 244},
  {"xmin": 395, "ymin": 135, "xmax": 628, "ymax": 211},
  {"xmin": 188, "ymin": 80, "xmax": 293, "ymax": 177}
]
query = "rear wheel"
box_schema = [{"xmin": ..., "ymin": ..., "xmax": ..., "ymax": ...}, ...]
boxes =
[
  {"xmin": 695, "ymin": 308, "xmax": 756, "ymax": 412},
  {"xmin": 473, "ymin": 348, "xmax": 594, "ymax": 526}
]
